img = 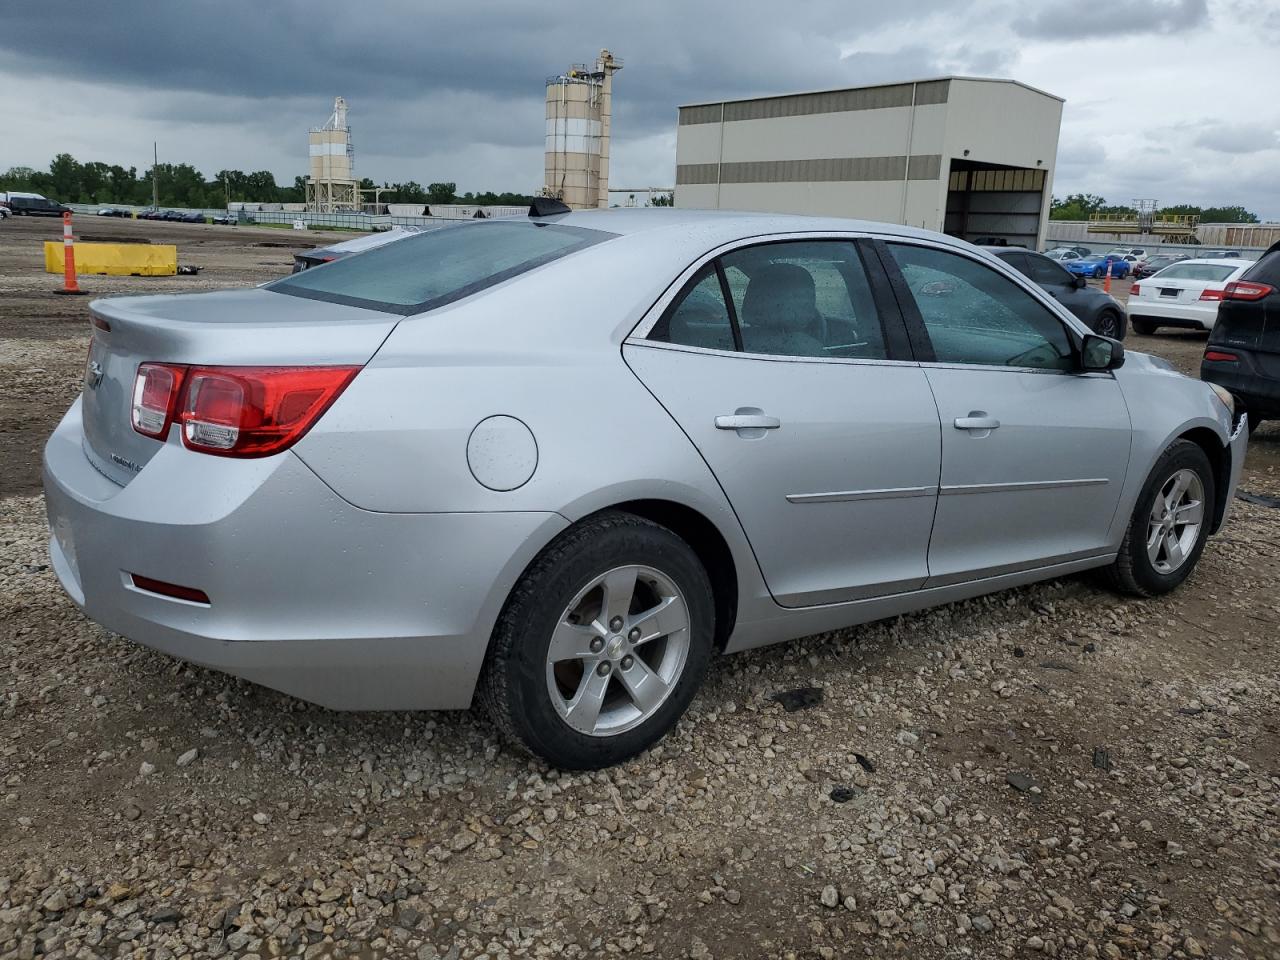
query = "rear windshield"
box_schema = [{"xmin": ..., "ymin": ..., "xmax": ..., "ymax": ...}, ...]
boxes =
[
  {"xmin": 270, "ymin": 220, "xmax": 613, "ymax": 315},
  {"xmin": 1153, "ymin": 263, "xmax": 1238, "ymax": 282},
  {"xmin": 1242, "ymin": 249, "xmax": 1280, "ymax": 286}
]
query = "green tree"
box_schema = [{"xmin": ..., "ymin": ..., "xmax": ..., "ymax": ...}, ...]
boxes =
[
  {"xmin": 651, "ymin": 191, "xmax": 674, "ymax": 207},
  {"xmin": 426, "ymin": 182, "xmax": 457, "ymax": 204},
  {"xmin": 1200, "ymin": 205, "xmax": 1259, "ymax": 224},
  {"xmin": 1050, "ymin": 193, "xmax": 1108, "ymax": 220}
]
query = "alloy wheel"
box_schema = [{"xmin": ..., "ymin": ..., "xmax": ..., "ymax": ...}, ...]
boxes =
[
  {"xmin": 1096, "ymin": 312, "xmax": 1119, "ymax": 339},
  {"xmin": 1146, "ymin": 468, "xmax": 1204, "ymax": 574},
  {"xmin": 545, "ymin": 564, "xmax": 691, "ymax": 737}
]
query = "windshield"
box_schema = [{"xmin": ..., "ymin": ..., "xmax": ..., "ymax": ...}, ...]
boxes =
[
  {"xmin": 270, "ymin": 220, "xmax": 614, "ymax": 314},
  {"xmin": 1153, "ymin": 263, "xmax": 1238, "ymax": 282}
]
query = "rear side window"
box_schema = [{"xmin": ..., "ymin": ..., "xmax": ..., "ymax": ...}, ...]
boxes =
[
  {"xmin": 648, "ymin": 265, "xmax": 736, "ymax": 351},
  {"xmin": 1023, "ymin": 254, "xmax": 1073, "ymax": 286},
  {"xmin": 650, "ymin": 240, "xmax": 889, "ymax": 361},
  {"xmin": 270, "ymin": 220, "xmax": 613, "ymax": 315},
  {"xmin": 1154, "ymin": 263, "xmax": 1238, "ymax": 282}
]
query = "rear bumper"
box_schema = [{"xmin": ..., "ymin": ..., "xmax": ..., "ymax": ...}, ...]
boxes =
[
  {"xmin": 1202, "ymin": 351, "xmax": 1280, "ymax": 419},
  {"xmin": 1127, "ymin": 300, "xmax": 1218, "ymax": 330},
  {"xmin": 43, "ymin": 398, "xmax": 567, "ymax": 710}
]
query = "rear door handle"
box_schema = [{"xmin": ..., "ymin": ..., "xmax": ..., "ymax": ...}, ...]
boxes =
[
  {"xmin": 954, "ymin": 414, "xmax": 1000, "ymax": 431},
  {"xmin": 715, "ymin": 414, "xmax": 781, "ymax": 430}
]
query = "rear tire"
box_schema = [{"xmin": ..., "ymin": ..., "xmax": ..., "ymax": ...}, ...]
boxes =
[
  {"xmin": 480, "ymin": 511, "xmax": 714, "ymax": 769},
  {"xmin": 1131, "ymin": 316, "xmax": 1156, "ymax": 335},
  {"xmin": 1248, "ymin": 412, "xmax": 1263, "ymax": 435},
  {"xmin": 1100, "ymin": 439, "xmax": 1214, "ymax": 597}
]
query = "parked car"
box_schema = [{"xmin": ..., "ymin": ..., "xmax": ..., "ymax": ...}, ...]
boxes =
[
  {"xmin": 984, "ymin": 246, "xmax": 1127, "ymax": 338},
  {"xmin": 1201, "ymin": 241, "xmax": 1280, "ymax": 432},
  {"xmin": 1107, "ymin": 247, "xmax": 1149, "ymax": 263},
  {"xmin": 1133, "ymin": 254, "xmax": 1189, "ymax": 279},
  {"xmin": 1198, "ymin": 249, "xmax": 1244, "ymax": 259},
  {"xmin": 44, "ymin": 210, "xmax": 1247, "ymax": 769},
  {"xmin": 1065, "ymin": 253, "xmax": 1132, "ymax": 280},
  {"xmin": 291, "ymin": 226, "xmax": 426, "ymax": 273},
  {"xmin": 0, "ymin": 201, "xmax": 9, "ymax": 219},
  {"xmin": 97, "ymin": 208, "xmax": 130, "ymax": 217},
  {"xmin": 3, "ymin": 193, "xmax": 70, "ymax": 217},
  {"xmin": 1045, "ymin": 248, "xmax": 1082, "ymax": 262},
  {"xmin": 1127, "ymin": 259, "xmax": 1254, "ymax": 334}
]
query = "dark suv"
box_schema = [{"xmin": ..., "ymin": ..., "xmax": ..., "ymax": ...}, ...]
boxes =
[
  {"xmin": 6, "ymin": 196, "xmax": 71, "ymax": 217},
  {"xmin": 982, "ymin": 246, "xmax": 1127, "ymax": 339},
  {"xmin": 1201, "ymin": 241, "xmax": 1280, "ymax": 432}
]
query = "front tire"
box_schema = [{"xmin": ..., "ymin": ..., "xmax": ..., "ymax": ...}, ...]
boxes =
[
  {"xmin": 1101, "ymin": 440, "xmax": 1214, "ymax": 597},
  {"xmin": 1095, "ymin": 309, "xmax": 1124, "ymax": 340},
  {"xmin": 480, "ymin": 511, "xmax": 714, "ymax": 769}
]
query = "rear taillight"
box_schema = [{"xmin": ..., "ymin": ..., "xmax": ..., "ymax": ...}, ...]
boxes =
[
  {"xmin": 1224, "ymin": 281, "xmax": 1275, "ymax": 301},
  {"xmin": 131, "ymin": 363, "xmax": 186, "ymax": 438},
  {"xmin": 1130, "ymin": 282, "xmax": 1141, "ymax": 296},
  {"xmin": 1199, "ymin": 288, "xmax": 1224, "ymax": 301},
  {"xmin": 1204, "ymin": 350, "xmax": 1239, "ymax": 362},
  {"xmin": 131, "ymin": 364, "xmax": 359, "ymax": 456}
]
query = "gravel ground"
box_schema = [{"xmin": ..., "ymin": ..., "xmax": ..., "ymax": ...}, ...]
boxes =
[{"xmin": 1, "ymin": 216, "xmax": 1278, "ymax": 959}]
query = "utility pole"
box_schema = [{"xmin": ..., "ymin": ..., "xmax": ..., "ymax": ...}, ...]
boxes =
[{"xmin": 152, "ymin": 142, "xmax": 159, "ymax": 211}]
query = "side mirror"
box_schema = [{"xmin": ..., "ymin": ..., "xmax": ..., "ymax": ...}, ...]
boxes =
[
  {"xmin": 1081, "ymin": 333, "xmax": 1124, "ymax": 371},
  {"xmin": 1072, "ymin": 275, "xmax": 1087, "ymax": 289}
]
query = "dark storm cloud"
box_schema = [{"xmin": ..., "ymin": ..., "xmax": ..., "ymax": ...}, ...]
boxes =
[
  {"xmin": 1012, "ymin": 0, "xmax": 1208, "ymax": 39},
  {"xmin": 0, "ymin": 0, "xmax": 968, "ymax": 156}
]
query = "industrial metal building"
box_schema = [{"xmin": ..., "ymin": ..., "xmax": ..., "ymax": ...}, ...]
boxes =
[{"xmin": 675, "ymin": 77, "xmax": 1063, "ymax": 249}]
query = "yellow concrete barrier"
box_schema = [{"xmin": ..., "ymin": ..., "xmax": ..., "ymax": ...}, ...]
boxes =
[{"xmin": 44, "ymin": 242, "xmax": 178, "ymax": 277}]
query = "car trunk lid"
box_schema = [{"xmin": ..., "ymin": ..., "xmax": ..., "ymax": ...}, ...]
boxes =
[{"xmin": 81, "ymin": 288, "xmax": 399, "ymax": 486}]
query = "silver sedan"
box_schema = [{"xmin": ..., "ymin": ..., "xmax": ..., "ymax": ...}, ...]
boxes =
[{"xmin": 44, "ymin": 209, "xmax": 1248, "ymax": 769}]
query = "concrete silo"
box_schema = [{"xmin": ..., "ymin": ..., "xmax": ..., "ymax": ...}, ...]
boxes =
[
  {"xmin": 544, "ymin": 50, "xmax": 622, "ymax": 209},
  {"xmin": 306, "ymin": 97, "xmax": 359, "ymax": 213}
]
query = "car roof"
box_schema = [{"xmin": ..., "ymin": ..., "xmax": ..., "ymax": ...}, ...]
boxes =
[{"xmin": 545, "ymin": 207, "xmax": 951, "ymax": 247}]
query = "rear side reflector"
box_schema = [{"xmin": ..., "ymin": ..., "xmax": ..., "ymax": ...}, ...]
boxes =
[
  {"xmin": 131, "ymin": 364, "xmax": 360, "ymax": 456},
  {"xmin": 1224, "ymin": 280, "xmax": 1275, "ymax": 301},
  {"xmin": 1130, "ymin": 282, "xmax": 1141, "ymax": 296},
  {"xmin": 130, "ymin": 573, "xmax": 210, "ymax": 604},
  {"xmin": 1204, "ymin": 350, "xmax": 1239, "ymax": 362},
  {"xmin": 1199, "ymin": 288, "xmax": 1224, "ymax": 301}
]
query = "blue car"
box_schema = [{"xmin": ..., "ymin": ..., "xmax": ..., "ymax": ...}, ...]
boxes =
[{"xmin": 1065, "ymin": 253, "xmax": 1131, "ymax": 280}]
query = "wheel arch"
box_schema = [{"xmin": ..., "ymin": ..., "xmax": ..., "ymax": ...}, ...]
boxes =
[
  {"xmin": 1177, "ymin": 426, "xmax": 1232, "ymax": 531},
  {"xmin": 606, "ymin": 498, "xmax": 739, "ymax": 651}
]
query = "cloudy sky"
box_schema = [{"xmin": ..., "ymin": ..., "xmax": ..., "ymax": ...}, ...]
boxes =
[{"xmin": 3, "ymin": 0, "xmax": 1278, "ymax": 216}]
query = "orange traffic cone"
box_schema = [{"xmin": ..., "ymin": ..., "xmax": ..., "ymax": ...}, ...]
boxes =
[
  {"xmin": 1103, "ymin": 260, "xmax": 1113, "ymax": 294},
  {"xmin": 55, "ymin": 211, "xmax": 85, "ymax": 296}
]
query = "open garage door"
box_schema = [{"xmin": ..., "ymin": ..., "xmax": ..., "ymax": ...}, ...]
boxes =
[{"xmin": 944, "ymin": 160, "xmax": 1047, "ymax": 248}]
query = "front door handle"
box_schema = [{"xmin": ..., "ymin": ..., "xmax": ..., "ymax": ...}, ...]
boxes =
[
  {"xmin": 954, "ymin": 414, "xmax": 1000, "ymax": 431},
  {"xmin": 715, "ymin": 413, "xmax": 781, "ymax": 430}
]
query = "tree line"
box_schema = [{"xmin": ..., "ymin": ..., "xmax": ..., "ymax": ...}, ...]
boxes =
[
  {"xmin": 1050, "ymin": 193, "xmax": 1260, "ymax": 224},
  {"xmin": 0, "ymin": 154, "xmax": 531, "ymax": 209}
]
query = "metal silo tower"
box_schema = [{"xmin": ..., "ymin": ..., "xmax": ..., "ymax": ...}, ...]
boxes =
[
  {"xmin": 544, "ymin": 50, "xmax": 622, "ymax": 209},
  {"xmin": 306, "ymin": 97, "xmax": 359, "ymax": 213}
]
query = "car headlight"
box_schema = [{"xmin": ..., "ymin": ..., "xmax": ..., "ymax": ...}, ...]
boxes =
[{"xmin": 1208, "ymin": 382, "xmax": 1235, "ymax": 417}]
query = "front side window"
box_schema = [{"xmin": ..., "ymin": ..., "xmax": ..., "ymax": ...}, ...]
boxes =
[
  {"xmin": 888, "ymin": 243, "xmax": 1075, "ymax": 371},
  {"xmin": 270, "ymin": 220, "xmax": 613, "ymax": 315}
]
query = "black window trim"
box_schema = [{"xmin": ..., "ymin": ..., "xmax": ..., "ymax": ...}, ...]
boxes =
[
  {"xmin": 646, "ymin": 236, "xmax": 912, "ymax": 363},
  {"xmin": 875, "ymin": 237, "xmax": 1091, "ymax": 374},
  {"xmin": 268, "ymin": 220, "xmax": 616, "ymax": 317}
]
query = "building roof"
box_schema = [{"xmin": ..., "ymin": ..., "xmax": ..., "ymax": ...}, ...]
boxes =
[{"xmin": 678, "ymin": 76, "xmax": 1064, "ymax": 110}]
